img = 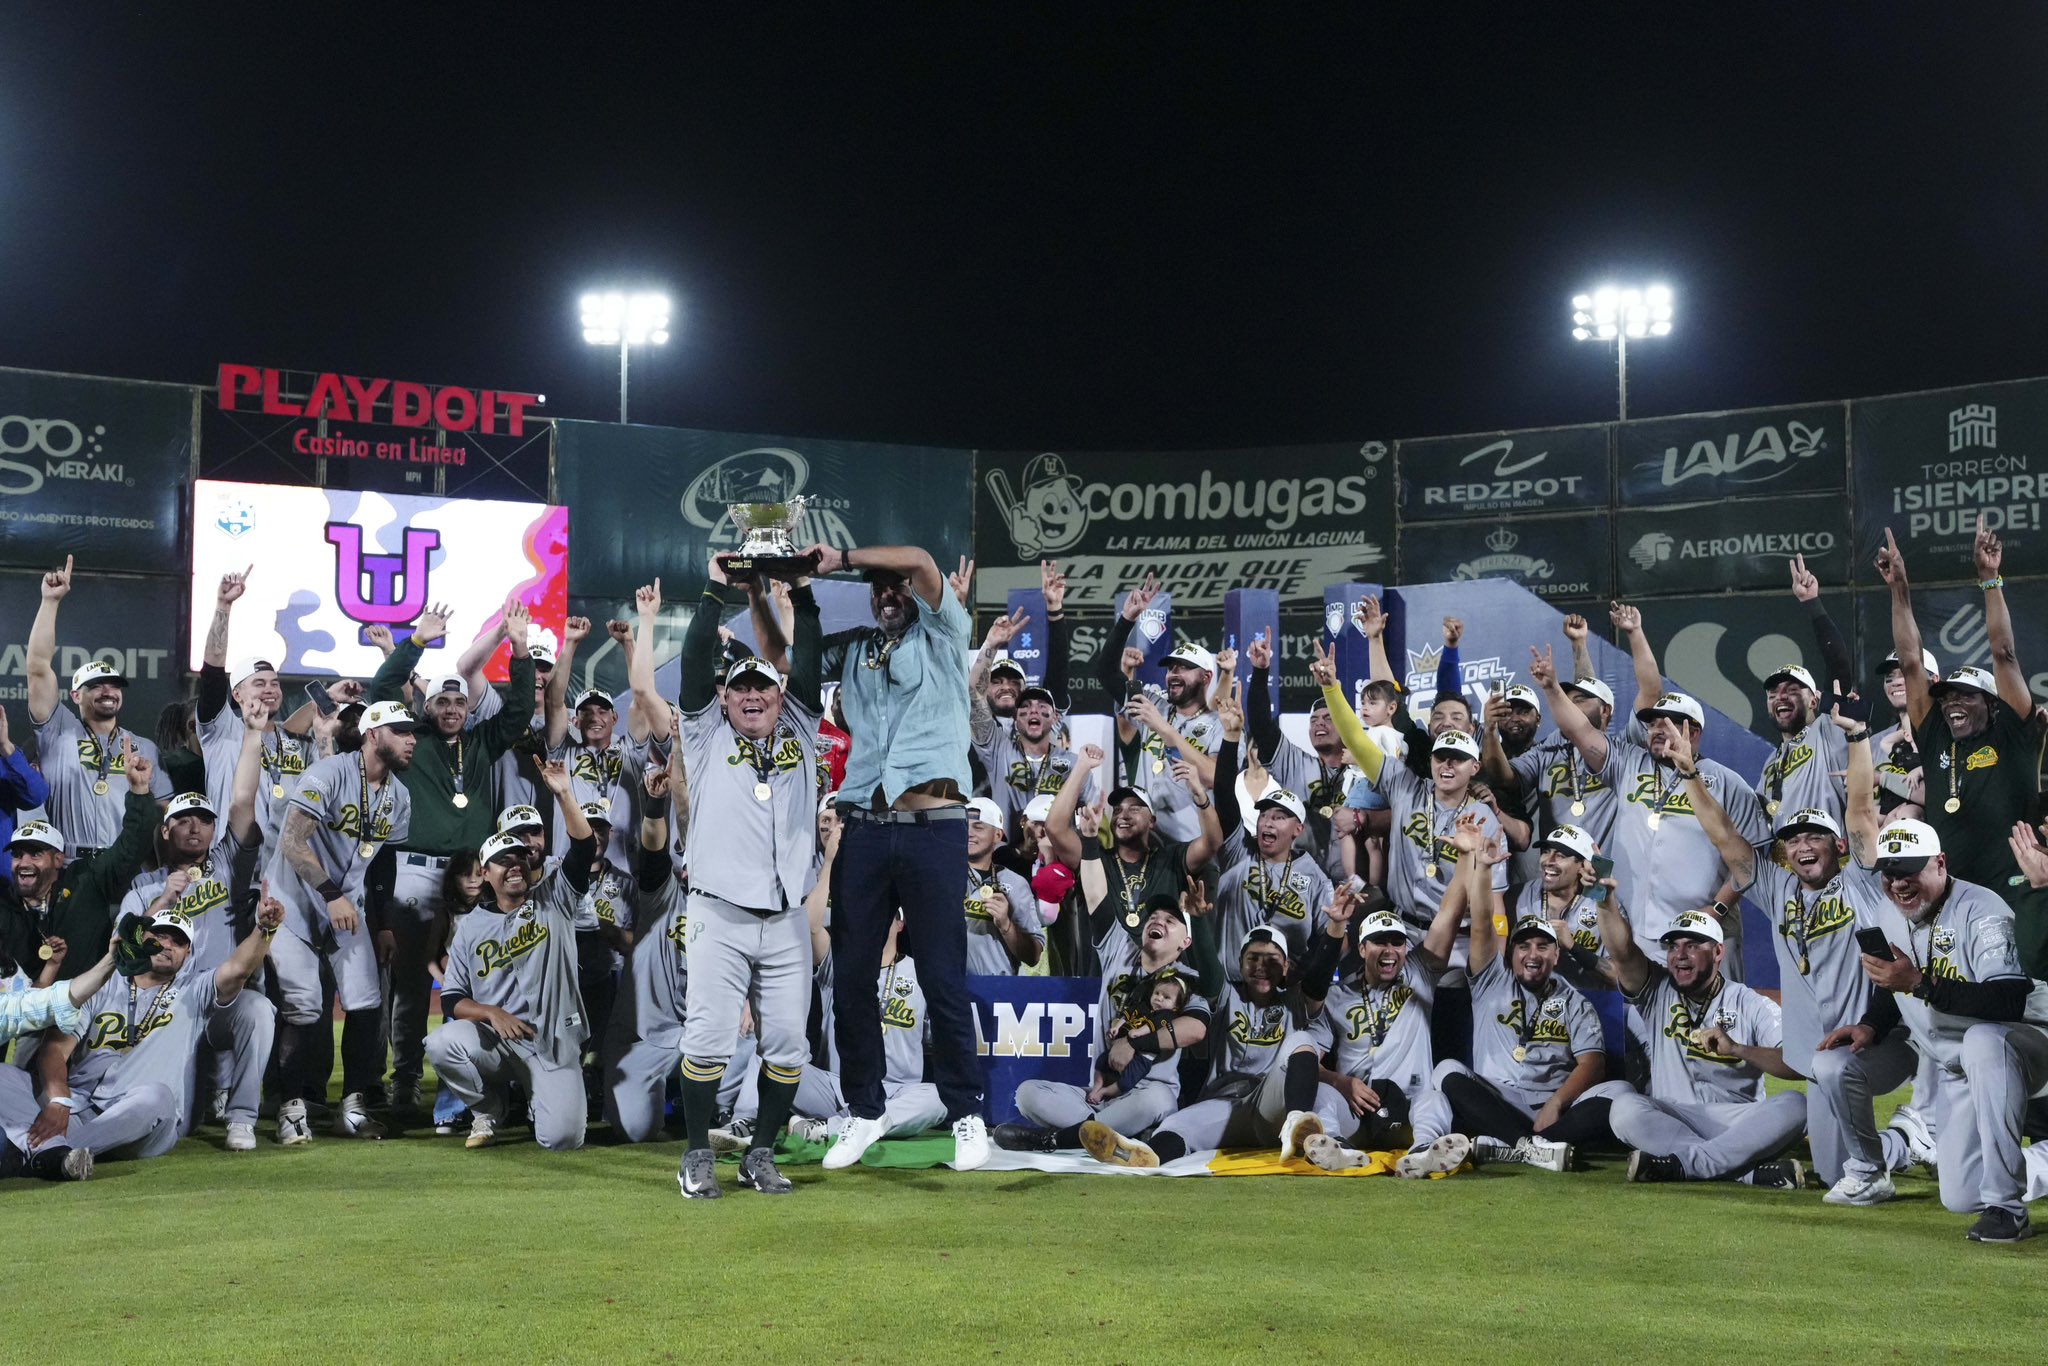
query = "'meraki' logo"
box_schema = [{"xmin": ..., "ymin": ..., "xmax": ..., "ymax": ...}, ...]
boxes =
[
  {"xmin": 326, "ymin": 523, "xmax": 441, "ymax": 645},
  {"xmin": 1948, "ymin": 403, "xmax": 1997, "ymax": 453}
]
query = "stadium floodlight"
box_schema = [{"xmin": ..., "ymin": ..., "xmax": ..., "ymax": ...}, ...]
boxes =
[
  {"xmin": 1571, "ymin": 282, "xmax": 1673, "ymax": 420},
  {"xmin": 580, "ymin": 290, "xmax": 672, "ymax": 422}
]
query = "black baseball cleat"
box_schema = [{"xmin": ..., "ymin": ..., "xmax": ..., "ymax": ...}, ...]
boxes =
[
  {"xmin": 991, "ymin": 1122, "xmax": 1057, "ymax": 1153},
  {"xmin": 678, "ymin": 1148, "xmax": 723, "ymax": 1200},
  {"xmin": 1742, "ymin": 1160, "xmax": 1805, "ymax": 1191},
  {"xmin": 738, "ymin": 1148, "xmax": 794, "ymax": 1195},
  {"xmin": 1626, "ymin": 1151, "xmax": 1682, "ymax": 1183},
  {"xmin": 1967, "ymin": 1207, "xmax": 2035, "ymax": 1244}
]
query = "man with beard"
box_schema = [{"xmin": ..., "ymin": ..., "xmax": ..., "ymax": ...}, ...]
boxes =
[
  {"xmin": 429, "ymin": 760, "xmax": 598, "ymax": 1154},
  {"xmin": 1214, "ymin": 788, "xmax": 1333, "ymax": 973},
  {"xmin": 1603, "ymin": 902, "xmax": 1808, "ymax": 1189},
  {"xmin": 1092, "ymin": 574, "xmax": 1222, "ymax": 844},
  {"xmin": 1526, "ymin": 643, "xmax": 1770, "ymax": 964},
  {"xmin": 1244, "ymin": 633, "xmax": 1360, "ymax": 884},
  {"xmin": 997, "ymin": 891, "xmax": 1217, "ymax": 1153},
  {"xmin": 8, "ymin": 897, "xmax": 283, "ymax": 1176},
  {"xmin": 804, "ymin": 542, "xmax": 989, "ymax": 1172},
  {"xmin": 0, "ymin": 743, "xmax": 158, "ymax": 984},
  {"xmin": 1877, "ymin": 524, "xmax": 2045, "ymax": 972},
  {"xmin": 962, "ymin": 798, "xmax": 1042, "ymax": 974},
  {"xmin": 1823, "ymin": 819, "xmax": 2048, "ymax": 1242},
  {"xmin": 24, "ymin": 556, "xmax": 174, "ymax": 855},
  {"xmin": 116, "ymin": 714, "xmax": 272, "ymax": 1151},
  {"xmin": 546, "ymin": 615, "xmax": 661, "ymax": 876},
  {"xmin": 1404, "ymin": 816, "xmax": 1632, "ymax": 1172},
  {"xmin": 1755, "ymin": 664, "xmax": 1849, "ymax": 829},
  {"xmin": 1871, "ymin": 646, "xmax": 1936, "ymax": 821},
  {"xmin": 1044, "ymin": 742, "xmax": 1220, "ymax": 950},
  {"xmin": 1527, "ymin": 825, "xmax": 1614, "ymax": 994},
  {"xmin": 368, "ymin": 597, "xmax": 537, "ymax": 1113},
  {"xmin": 1491, "ymin": 669, "xmax": 1622, "ymax": 856},
  {"xmin": 1080, "ymin": 923, "xmax": 1352, "ymax": 1168},
  {"xmin": 973, "ymin": 610, "xmax": 1089, "ymax": 839},
  {"xmin": 265, "ymin": 700, "xmax": 416, "ymax": 1145},
  {"xmin": 603, "ymin": 757, "xmax": 690, "ymax": 1144},
  {"xmin": 978, "ymin": 560, "xmax": 1073, "ymax": 727},
  {"xmin": 0, "ymin": 701, "xmax": 51, "ymax": 885}
]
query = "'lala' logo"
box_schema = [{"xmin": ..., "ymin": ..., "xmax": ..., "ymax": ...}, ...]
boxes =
[{"xmin": 326, "ymin": 523, "xmax": 442, "ymax": 644}]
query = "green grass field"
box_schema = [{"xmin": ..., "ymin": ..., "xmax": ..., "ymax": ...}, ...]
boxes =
[{"xmin": 11, "ymin": 1079, "xmax": 2045, "ymax": 1365}]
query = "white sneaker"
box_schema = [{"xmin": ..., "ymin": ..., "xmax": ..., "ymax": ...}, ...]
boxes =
[
  {"xmin": 277, "ymin": 1099, "xmax": 313, "ymax": 1147},
  {"xmin": 1304, "ymin": 1134, "xmax": 1368, "ymax": 1170},
  {"xmin": 788, "ymin": 1116, "xmax": 832, "ymax": 1145},
  {"xmin": 1520, "ymin": 1136, "xmax": 1573, "ymax": 1172},
  {"xmin": 1886, "ymin": 1106, "xmax": 1937, "ymax": 1167},
  {"xmin": 332, "ymin": 1093, "xmax": 387, "ymax": 1140},
  {"xmin": 1278, "ymin": 1109, "xmax": 1323, "ymax": 1162},
  {"xmin": 951, "ymin": 1114, "xmax": 991, "ymax": 1171},
  {"xmin": 225, "ymin": 1122, "xmax": 257, "ymax": 1152},
  {"xmin": 823, "ymin": 1114, "xmax": 887, "ymax": 1170},
  {"xmin": 1823, "ymin": 1169, "xmax": 1896, "ymax": 1207},
  {"xmin": 465, "ymin": 1114, "xmax": 499, "ymax": 1150},
  {"xmin": 1396, "ymin": 1133, "xmax": 1473, "ymax": 1179}
]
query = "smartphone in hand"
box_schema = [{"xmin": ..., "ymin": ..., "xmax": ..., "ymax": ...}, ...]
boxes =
[
  {"xmin": 305, "ymin": 681, "xmax": 338, "ymax": 716},
  {"xmin": 1587, "ymin": 855, "xmax": 1615, "ymax": 905},
  {"xmin": 1854, "ymin": 926, "xmax": 1897, "ymax": 960}
]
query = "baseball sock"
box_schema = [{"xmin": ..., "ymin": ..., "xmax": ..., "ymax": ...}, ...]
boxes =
[
  {"xmin": 1148, "ymin": 1131, "xmax": 1189, "ymax": 1162},
  {"xmin": 340, "ymin": 1009, "xmax": 384, "ymax": 1097},
  {"xmin": 1283, "ymin": 1050, "xmax": 1319, "ymax": 1112},
  {"xmin": 1052, "ymin": 1123, "xmax": 1087, "ymax": 1148},
  {"xmin": 680, "ymin": 1057, "xmax": 726, "ymax": 1152},
  {"xmin": 276, "ymin": 1021, "xmax": 320, "ymax": 1104},
  {"xmin": 751, "ymin": 1063, "xmax": 803, "ymax": 1152}
]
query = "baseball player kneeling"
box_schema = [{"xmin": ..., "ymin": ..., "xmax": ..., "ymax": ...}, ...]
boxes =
[{"xmin": 427, "ymin": 760, "xmax": 598, "ymax": 1152}]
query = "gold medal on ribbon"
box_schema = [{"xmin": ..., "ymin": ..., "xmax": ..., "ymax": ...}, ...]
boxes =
[
  {"xmin": 38, "ymin": 943, "xmax": 55, "ymax": 962},
  {"xmin": 271, "ymin": 783, "xmax": 286, "ymax": 799},
  {"xmin": 1124, "ymin": 910, "xmax": 1140, "ymax": 930},
  {"xmin": 1799, "ymin": 954, "xmax": 1811, "ymax": 976},
  {"xmin": 754, "ymin": 782, "xmax": 772, "ymax": 802},
  {"xmin": 359, "ymin": 842, "xmax": 377, "ymax": 859},
  {"xmin": 1151, "ymin": 759, "xmax": 1164, "ymax": 774},
  {"xmin": 452, "ymin": 792, "xmax": 470, "ymax": 809},
  {"xmin": 1424, "ymin": 862, "xmax": 1440, "ymax": 880},
  {"xmin": 1511, "ymin": 1045, "xmax": 1527, "ymax": 1063},
  {"xmin": 1646, "ymin": 812, "xmax": 1662, "ymax": 831},
  {"xmin": 1765, "ymin": 800, "xmax": 1780, "ymax": 817},
  {"xmin": 1944, "ymin": 795, "xmax": 1962, "ymax": 814},
  {"xmin": 1569, "ymin": 800, "xmax": 1585, "ymax": 817},
  {"xmin": 93, "ymin": 780, "xmax": 109, "ymax": 795},
  {"xmin": 1318, "ymin": 805, "xmax": 1334, "ymax": 819}
]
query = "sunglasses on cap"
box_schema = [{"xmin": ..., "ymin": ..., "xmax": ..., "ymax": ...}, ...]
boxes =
[{"xmin": 1874, "ymin": 856, "xmax": 1932, "ymax": 879}]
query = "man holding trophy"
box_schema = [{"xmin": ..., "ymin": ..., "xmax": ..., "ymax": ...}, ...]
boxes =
[{"xmin": 716, "ymin": 509, "xmax": 991, "ymax": 1173}]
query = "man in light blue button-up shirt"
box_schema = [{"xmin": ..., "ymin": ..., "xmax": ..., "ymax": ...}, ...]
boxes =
[{"xmin": 806, "ymin": 541, "xmax": 989, "ymax": 1172}]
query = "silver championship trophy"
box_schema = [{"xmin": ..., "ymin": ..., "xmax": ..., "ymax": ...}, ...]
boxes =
[{"xmin": 716, "ymin": 497, "xmax": 819, "ymax": 582}]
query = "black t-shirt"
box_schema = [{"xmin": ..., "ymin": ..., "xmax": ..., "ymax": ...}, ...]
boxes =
[
  {"xmin": 1095, "ymin": 837, "xmax": 1194, "ymax": 941},
  {"xmin": 1914, "ymin": 698, "xmax": 2043, "ymax": 895}
]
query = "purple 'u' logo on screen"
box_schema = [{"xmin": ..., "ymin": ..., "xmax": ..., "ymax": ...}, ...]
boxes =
[{"xmin": 326, "ymin": 523, "xmax": 442, "ymax": 645}]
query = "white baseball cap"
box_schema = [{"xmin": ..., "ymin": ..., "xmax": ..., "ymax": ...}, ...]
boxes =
[
  {"xmin": 989, "ymin": 656, "xmax": 1027, "ymax": 680},
  {"xmin": 497, "ymin": 804, "xmax": 544, "ymax": 834},
  {"xmin": 1162, "ymin": 643, "xmax": 1218, "ymax": 676},
  {"xmin": 1874, "ymin": 819, "xmax": 1942, "ymax": 861},
  {"xmin": 1239, "ymin": 925, "xmax": 1289, "ymax": 957},
  {"xmin": 723, "ymin": 657, "xmax": 785, "ymax": 690},
  {"xmin": 229, "ymin": 656, "xmax": 280, "ymax": 689},
  {"xmin": 360, "ymin": 701, "xmax": 419, "ymax": 733},
  {"xmin": 1357, "ymin": 909, "xmax": 1407, "ymax": 941},
  {"xmin": 1661, "ymin": 909, "xmax": 1725, "ymax": 946},
  {"xmin": 1508, "ymin": 915, "xmax": 1560, "ymax": 943},
  {"xmin": 527, "ymin": 628, "xmax": 560, "ymax": 668},
  {"xmin": 6, "ymin": 820, "xmax": 63, "ymax": 853},
  {"xmin": 1762, "ymin": 664, "xmax": 1818, "ymax": 693},
  {"xmin": 965, "ymin": 797, "xmax": 1005, "ymax": 832},
  {"xmin": 1021, "ymin": 794, "xmax": 1056, "ymax": 824},
  {"xmin": 1430, "ymin": 729, "xmax": 1481, "ymax": 761},
  {"xmin": 1929, "ymin": 666, "xmax": 1997, "ymax": 700},
  {"xmin": 480, "ymin": 832, "xmax": 530, "ymax": 864},
  {"xmin": 146, "ymin": 909, "xmax": 195, "ymax": 940},
  {"xmin": 1635, "ymin": 692, "xmax": 1706, "ymax": 727},
  {"xmin": 163, "ymin": 792, "xmax": 217, "ymax": 822},
  {"xmin": 1538, "ymin": 824, "xmax": 1596, "ymax": 861},
  {"xmin": 579, "ymin": 798, "xmax": 614, "ymax": 825},
  {"xmin": 1107, "ymin": 785, "xmax": 1154, "ymax": 813},
  {"xmin": 71, "ymin": 659, "xmax": 126, "ymax": 691},
  {"xmin": 1775, "ymin": 806, "xmax": 1843, "ymax": 841},
  {"xmin": 1255, "ymin": 788, "xmax": 1308, "ymax": 824},
  {"xmin": 1566, "ymin": 676, "xmax": 1616, "ymax": 708},
  {"xmin": 421, "ymin": 673, "xmax": 470, "ymax": 701},
  {"xmin": 1879, "ymin": 646, "xmax": 1937, "ymax": 677},
  {"xmin": 573, "ymin": 688, "xmax": 615, "ymax": 711},
  {"xmin": 1502, "ymin": 684, "xmax": 1542, "ymax": 714}
]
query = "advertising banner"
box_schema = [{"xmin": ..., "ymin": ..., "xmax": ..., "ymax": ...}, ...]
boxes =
[
  {"xmin": 0, "ymin": 368, "xmax": 193, "ymax": 573},
  {"xmin": 1615, "ymin": 493, "xmax": 1850, "ymax": 597},
  {"xmin": 1850, "ymin": 378, "xmax": 2048, "ymax": 580},
  {"xmin": 969, "ymin": 975, "xmax": 1100, "ymax": 1125},
  {"xmin": 1400, "ymin": 514, "xmax": 1612, "ymax": 602},
  {"xmin": 1, "ymin": 570, "xmax": 187, "ymax": 731},
  {"xmin": 206, "ymin": 363, "xmax": 551, "ymax": 502},
  {"xmin": 1397, "ymin": 423, "xmax": 1610, "ymax": 521},
  {"xmin": 1626, "ymin": 590, "xmax": 1838, "ymax": 742},
  {"xmin": 188, "ymin": 480, "xmax": 567, "ymax": 683},
  {"xmin": 973, "ymin": 443, "xmax": 1395, "ymax": 614},
  {"xmin": 1854, "ymin": 580, "xmax": 2048, "ymax": 716},
  {"xmin": 1617, "ymin": 402, "xmax": 1847, "ymax": 507}
]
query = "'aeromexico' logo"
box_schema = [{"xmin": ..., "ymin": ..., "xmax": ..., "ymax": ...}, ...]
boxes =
[{"xmin": 326, "ymin": 524, "xmax": 440, "ymax": 646}]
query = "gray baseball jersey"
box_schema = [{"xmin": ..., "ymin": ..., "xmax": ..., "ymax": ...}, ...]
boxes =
[
  {"xmin": 574, "ymin": 863, "xmax": 637, "ymax": 936},
  {"xmin": 1097, "ymin": 931, "xmax": 1211, "ymax": 1103},
  {"xmin": 1126, "ymin": 709, "xmax": 1222, "ymax": 843},
  {"xmin": 120, "ymin": 833, "xmax": 250, "ymax": 974},
  {"xmin": 1511, "ymin": 737, "xmax": 1621, "ymax": 852},
  {"xmin": 63, "ymin": 961, "xmax": 225, "ymax": 1107},
  {"xmin": 443, "ymin": 870, "xmax": 588, "ymax": 1070},
  {"xmin": 974, "ymin": 728, "xmax": 1092, "ymax": 836},
  {"xmin": 1204, "ymin": 981, "xmax": 1330, "ymax": 1096},
  {"xmin": 1600, "ymin": 742, "xmax": 1770, "ymax": 944},
  {"xmin": 1750, "ymin": 858, "xmax": 1885, "ymax": 1060},
  {"xmin": 1324, "ymin": 954, "xmax": 1438, "ymax": 1093},
  {"xmin": 620, "ymin": 874, "xmax": 688, "ymax": 1035},
  {"xmin": 1871, "ymin": 877, "xmax": 2048, "ymax": 1070},
  {"xmin": 32, "ymin": 709, "xmax": 172, "ymax": 853},
  {"xmin": 197, "ymin": 708, "xmax": 316, "ymax": 850},
  {"xmin": 818, "ymin": 952, "xmax": 926, "ymax": 1088},
  {"xmin": 264, "ymin": 751, "xmax": 412, "ymax": 942},
  {"xmin": 1755, "ymin": 719, "xmax": 1849, "ymax": 829},
  {"xmin": 1628, "ymin": 968, "xmax": 1780, "ymax": 1105},
  {"xmin": 677, "ymin": 695, "xmax": 822, "ymax": 912},
  {"xmin": 1375, "ymin": 763, "xmax": 1509, "ymax": 926},
  {"xmin": 549, "ymin": 731, "xmax": 658, "ymax": 872},
  {"xmin": 1216, "ymin": 855, "xmax": 1333, "ymax": 976},
  {"xmin": 1263, "ymin": 739, "xmax": 1354, "ymax": 881},
  {"xmin": 1470, "ymin": 954, "xmax": 1604, "ymax": 1110},
  {"xmin": 964, "ymin": 865, "xmax": 1043, "ymax": 976}
]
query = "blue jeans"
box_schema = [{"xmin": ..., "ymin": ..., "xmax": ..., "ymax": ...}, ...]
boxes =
[{"xmin": 830, "ymin": 815, "xmax": 983, "ymax": 1123}]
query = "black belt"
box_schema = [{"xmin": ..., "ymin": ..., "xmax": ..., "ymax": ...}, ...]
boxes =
[{"xmin": 837, "ymin": 804, "xmax": 968, "ymax": 825}]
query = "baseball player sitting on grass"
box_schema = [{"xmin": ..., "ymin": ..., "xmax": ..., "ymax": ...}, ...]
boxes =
[
  {"xmin": 0, "ymin": 935, "xmax": 118, "ymax": 1181},
  {"xmin": 427, "ymin": 760, "xmax": 598, "ymax": 1153}
]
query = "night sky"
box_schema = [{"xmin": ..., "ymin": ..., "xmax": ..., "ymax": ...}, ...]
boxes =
[{"xmin": 3, "ymin": 5, "xmax": 2045, "ymax": 450}]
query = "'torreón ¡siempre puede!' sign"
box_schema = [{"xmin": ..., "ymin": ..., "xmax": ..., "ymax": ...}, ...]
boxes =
[{"xmin": 215, "ymin": 364, "xmax": 545, "ymax": 467}]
